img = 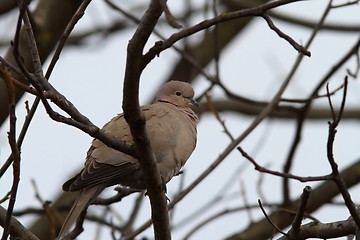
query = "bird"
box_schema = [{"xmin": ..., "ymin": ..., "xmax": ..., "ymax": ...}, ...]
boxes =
[{"xmin": 57, "ymin": 80, "xmax": 199, "ymax": 239}]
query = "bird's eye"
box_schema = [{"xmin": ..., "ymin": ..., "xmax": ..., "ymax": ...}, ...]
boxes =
[{"xmin": 175, "ymin": 91, "xmax": 181, "ymax": 96}]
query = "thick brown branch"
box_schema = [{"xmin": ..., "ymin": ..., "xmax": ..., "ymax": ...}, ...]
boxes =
[
  {"xmin": 286, "ymin": 186, "xmax": 312, "ymax": 239},
  {"xmin": 225, "ymin": 159, "xmax": 360, "ymax": 240},
  {"xmin": 0, "ymin": 206, "xmax": 38, "ymax": 240},
  {"xmin": 278, "ymin": 218, "xmax": 356, "ymax": 240},
  {"xmin": 122, "ymin": 0, "xmax": 171, "ymax": 240},
  {"xmin": 199, "ymin": 99, "xmax": 360, "ymax": 120}
]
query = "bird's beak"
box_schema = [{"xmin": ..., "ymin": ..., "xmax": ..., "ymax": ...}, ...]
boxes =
[{"xmin": 189, "ymin": 98, "xmax": 199, "ymax": 107}]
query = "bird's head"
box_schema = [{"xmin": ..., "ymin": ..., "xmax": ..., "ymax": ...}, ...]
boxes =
[{"xmin": 156, "ymin": 80, "xmax": 199, "ymax": 108}]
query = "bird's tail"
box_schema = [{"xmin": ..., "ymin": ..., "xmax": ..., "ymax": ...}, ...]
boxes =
[{"xmin": 57, "ymin": 186, "xmax": 102, "ymax": 240}]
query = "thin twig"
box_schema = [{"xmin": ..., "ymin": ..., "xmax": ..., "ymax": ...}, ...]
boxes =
[
  {"xmin": 45, "ymin": 0, "xmax": 92, "ymax": 79},
  {"xmin": 346, "ymin": 50, "xmax": 359, "ymax": 78},
  {"xmin": 0, "ymin": 62, "xmax": 21, "ymax": 240},
  {"xmin": 258, "ymin": 199, "xmax": 288, "ymax": 237},
  {"xmin": 160, "ymin": 0, "xmax": 182, "ymax": 29},
  {"xmin": 182, "ymin": 202, "xmax": 278, "ymax": 240},
  {"xmin": 205, "ymin": 93, "xmax": 234, "ymax": 141},
  {"xmin": 143, "ymin": 0, "xmax": 304, "ymax": 65},
  {"xmin": 262, "ymin": 14, "xmax": 310, "ymax": 56},
  {"xmin": 280, "ymin": 83, "xmax": 344, "ymax": 103},
  {"xmin": 326, "ymin": 77, "xmax": 360, "ymax": 228},
  {"xmin": 238, "ymin": 146, "xmax": 333, "ymax": 182},
  {"xmin": 104, "ymin": 0, "xmax": 216, "ymax": 85},
  {"xmin": 31, "ymin": 179, "xmax": 57, "ymax": 239},
  {"xmin": 240, "ymin": 181, "xmax": 254, "ymax": 223},
  {"xmin": 281, "ymin": 0, "xmax": 333, "ymax": 204},
  {"xmin": 331, "ymin": 0, "xmax": 360, "ymax": 8},
  {"xmin": 13, "ymin": 0, "xmax": 137, "ymax": 159},
  {"xmin": 0, "ymin": 0, "xmax": 93, "ymax": 179},
  {"xmin": 211, "ymin": 0, "xmax": 221, "ymax": 83},
  {"xmin": 278, "ymin": 218, "xmax": 356, "ymax": 240},
  {"xmin": 121, "ymin": 192, "xmax": 145, "ymax": 236},
  {"xmin": 172, "ymin": 164, "xmax": 246, "ymax": 230},
  {"xmin": 0, "ymin": 191, "xmax": 11, "ymax": 204}
]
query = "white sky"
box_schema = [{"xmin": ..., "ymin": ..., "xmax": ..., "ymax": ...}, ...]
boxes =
[{"xmin": 1, "ymin": 0, "xmax": 360, "ymax": 239}]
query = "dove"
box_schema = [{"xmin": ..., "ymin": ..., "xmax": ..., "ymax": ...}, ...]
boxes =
[{"xmin": 57, "ymin": 80, "xmax": 198, "ymax": 239}]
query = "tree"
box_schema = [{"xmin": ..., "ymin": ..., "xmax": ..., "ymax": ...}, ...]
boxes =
[{"xmin": 1, "ymin": 0, "xmax": 360, "ymax": 239}]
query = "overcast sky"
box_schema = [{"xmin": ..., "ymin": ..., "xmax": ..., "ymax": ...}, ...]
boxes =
[{"xmin": 1, "ymin": 1, "xmax": 360, "ymax": 239}]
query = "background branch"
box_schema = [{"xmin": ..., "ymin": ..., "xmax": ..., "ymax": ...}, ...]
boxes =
[
  {"xmin": 226, "ymin": 159, "xmax": 360, "ymax": 240},
  {"xmin": 0, "ymin": 206, "xmax": 38, "ymax": 240},
  {"xmin": 1, "ymin": 0, "xmax": 360, "ymax": 240}
]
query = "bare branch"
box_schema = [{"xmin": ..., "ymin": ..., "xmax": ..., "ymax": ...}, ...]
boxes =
[
  {"xmin": 286, "ymin": 186, "xmax": 312, "ymax": 239},
  {"xmin": 205, "ymin": 93, "xmax": 234, "ymax": 141},
  {"xmin": 326, "ymin": 77, "xmax": 360, "ymax": 228},
  {"xmin": 0, "ymin": 206, "xmax": 39, "ymax": 240},
  {"xmin": 278, "ymin": 218, "xmax": 356, "ymax": 240},
  {"xmin": 230, "ymin": 159, "xmax": 360, "ymax": 240},
  {"xmin": 122, "ymin": 0, "xmax": 170, "ymax": 239},
  {"xmin": 258, "ymin": 199, "xmax": 288, "ymax": 237},
  {"xmin": 92, "ymin": 188, "xmax": 141, "ymax": 206},
  {"xmin": 240, "ymin": 181, "xmax": 254, "ymax": 223},
  {"xmin": 0, "ymin": 191, "xmax": 11, "ymax": 204},
  {"xmin": 121, "ymin": 191, "xmax": 145, "ymax": 235},
  {"xmin": 280, "ymin": 83, "xmax": 344, "ymax": 103},
  {"xmin": 237, "ymin": 146, "xmax": 332, "ymax": 182},
  {"xmin": 182, "ymin": 202, "xmax": 278, "ymax": 240},
  {"xmin": 331, "ymin": 0, "xmax": 360, "ymax": 8},
  {"xmin": 0, "ymin": 58, "xmax": 21, "ymax": 240},
  {"xmin": 31, "ymin": 179, "xmax": 57, "ymax": 239},
  {"xmin": 143, "ymin": 0, "xmax": 305, "ymax": 65},
  {"xmin": 45, "ymin": 0, "xmax": 92, "ymax": 79},
  {"xmin": 262, "ymin": 14, "xmax": 310, "ymax": 56},
  {"xmin": 347, "ymin": 50, "xmax": 360, "ymax": 79},
  {"xmin": 280, "ymin": 0, "xmax": 332, "ymax": 205},
  {"xmin": 161, "ymin": 0, "xmax": 183, "ymax": 29}
]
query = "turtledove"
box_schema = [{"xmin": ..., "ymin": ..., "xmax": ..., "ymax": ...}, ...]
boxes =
[{"xmin": 58, "ymin": 80, "xmax": 198, "ymax": 239}]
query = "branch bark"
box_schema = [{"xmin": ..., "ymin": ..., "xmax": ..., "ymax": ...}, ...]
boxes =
[
  {"xmin": 122, "ymin": 0, "xmax": 171, "ymax": 239},
  {"xmin": 225, "ymin": 159, "xmax": 360, "ymax": 240},
  {"xmin": 0, "ymin": 0, "xmax": 82, "ymax": 126},
  {"xmin": 0, "ymin": 206, "xmax": 38, "ymax": 240},
  {"xmin": 199, "ymin": 99, "xmax": 360, "ymax": 119}
]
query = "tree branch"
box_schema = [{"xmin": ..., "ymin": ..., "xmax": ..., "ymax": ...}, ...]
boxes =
[
  {"xmin": 278, "ymin": 218, "xmax": 356, "ymax": 240},
  {"xmin": 225, "ymin": 159, "xmax": 360, "ymax": 240},
  {"xmin": 262, "ymin": 14, "xmax": 310, "ymax": 56},
  {"xmin": 0, "ymin": 58, "xmax": 21, "ymax": 240},
  {"xmin": 143, "ymin": 0, "xmax": 304, "ymax": 65},
  {"xmin": 0, "ymin": 0, "xmax": 83, "ymax": 126},
  {"xmin": 326, "ymin": 77, "xmax": 360, "ymax": 228},
  {"xmin": 286, "ymin": 186, "xmax": 312, "ymax": 239},
  {"xmin": 0, "ymin": 206, "xmax": 38, "ymax": 240},
  {"xmin": 199, "ymin": 99, "xmax": 360, "ymax": 120},
  {"xmin": 122, "ymin": 0, "xmax": 171, "ymax": 239}
]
